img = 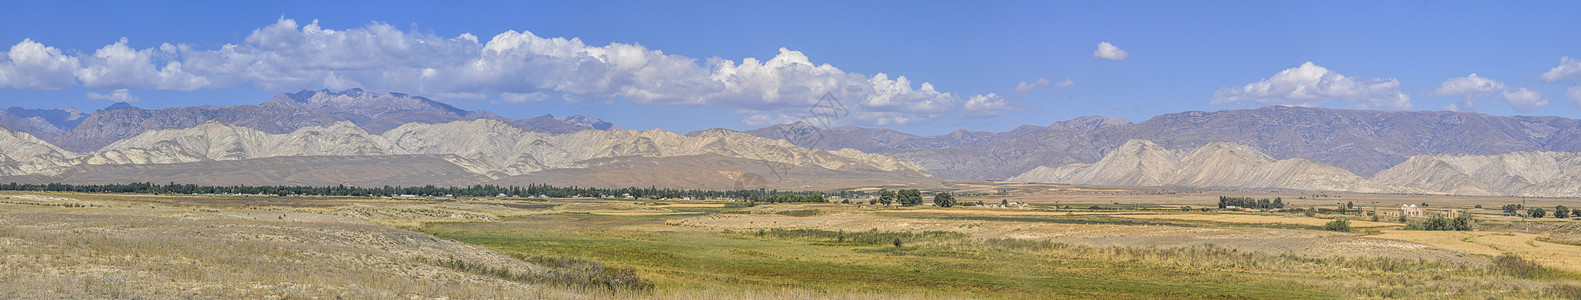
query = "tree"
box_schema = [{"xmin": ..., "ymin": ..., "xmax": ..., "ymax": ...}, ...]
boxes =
[
  {"xmin": 1273, "ymin": 197, "xmax": 1284, "ymax": 209},
  {"xmin": 1346, "ymin": 201, "xmax": 1354, "ymax": 209},
  {"xmin": 896, "ymin": 189, "xmax": 923, "ymax": 206},
  {"xmin": 1000, "ymin": 199, "xmax": 1009, "ymax": 206},
  {"xmin": 879, "ymin": 189, "xmax": 895, "ymax": 206},
  {"xmin": 932, "ymin": 192, "xmax": 956, "ymax": 208},
  {"xmin": 1556, "ymin": 205, "xmax": 1571, "ymax": 219},
  {"xmin": 1323, "ymin": 219, "xmax": 1351, "ymax": 232},
  {"xmin": 1529, "ymin": 207, "xmax": 1547, "ymax": 218},
  {"xmin": 1503, "ymin": 204, "xmax": 1523, "ymax": 214},
  {"xmin": 1451, "ymin": 213, "xmax": 1474, "ymax": 231}
]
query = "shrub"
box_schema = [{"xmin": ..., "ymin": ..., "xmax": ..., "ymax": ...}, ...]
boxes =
[
  {"xmin": 1530, "ymin": 207, "xmax": 1547, "ymax": 218},
  {"xmin": 1406, "ymin": 214, "xmax": 1474, "ymax": 231},
  {"xmin": 1323, "ymin": 219, "xmax": 1351, "ymax": 232},
  {"xmin": 423, "ymin": 255, "xmax": 653, "ymax": 291},
  {"xmin": 1492, "ymin": 253, "xmax": 1559, "ymax": 279},
  {"xmin": 1556, "ymin": 205, "xmax": 1570, "ymax": 219},
  {"xmin": 776, "ymin": 209, "xmax": 821, "ymax": 217},
  {"xmin": 932, "ymin": 192, "xmax": 956, "ymax": 208},
  {"xmin": 1504, "ymin": 204, "xmax": 1523, "ymax": 214}
]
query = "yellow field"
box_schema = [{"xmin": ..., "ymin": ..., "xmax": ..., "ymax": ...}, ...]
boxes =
[
  {"xmin": 1371, "ymin": 230, "xmax": 1581, "ymax": 273},
  {"xmin": 1114, "ymin": 213, "xmax": 1397, "ymax": 228}
]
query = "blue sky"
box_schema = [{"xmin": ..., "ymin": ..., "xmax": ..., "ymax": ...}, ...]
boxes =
[{"xmin": 2, "ymin": 1, "xmax": 1579, "ymax": 135}]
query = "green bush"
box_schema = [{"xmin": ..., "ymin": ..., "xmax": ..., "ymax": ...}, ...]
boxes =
[
  {"xmin": 932, "ymin": 192, "xmax": 956, "ymax": 208},
  {"xmin": 1405, "ymin": 214, "xmax": 1473, "ymax": 231},
  {"xmin": 1323, "ymin": 219, "xmax": 1351, "ymax": 232},
  {"xmin": 422, "ymin": 255, "xmax": 653, "ymax": 291}
]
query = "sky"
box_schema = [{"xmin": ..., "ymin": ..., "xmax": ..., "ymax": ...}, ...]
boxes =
[{"xmin": 2, "ymin": 0, "xmax": 1580, "ymax": 135}]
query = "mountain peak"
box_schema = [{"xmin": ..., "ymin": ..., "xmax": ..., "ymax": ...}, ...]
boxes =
[
  {"xmin": 1052, "ymin": 115, "xmax": 1131, "ymax": 132},
  {"xmin": 104, "ymin": 102, "xmax": 139, "ymax": 110}
]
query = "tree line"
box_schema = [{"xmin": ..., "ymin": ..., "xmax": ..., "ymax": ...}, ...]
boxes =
[
  {"xmin": 0, "ymin": 182, "xmax": 827, "ymax": 201},
  {"xmin": 1217, "ymin": 196, "xmax": 1285, "ymax": 209}
]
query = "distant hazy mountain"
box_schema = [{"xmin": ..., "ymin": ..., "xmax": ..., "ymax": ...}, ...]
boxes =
[
  {"xmin": 733, "ymin": 120, "xmax": 1064, "ymax": 153},
  {"xmin": 505, "ymin": 114, "xmax": 618, "ymax": 134},
  {"xmin": 1010, "ymin": 140, "xmax": 1397, "ymax": 193},
  {"xmin": 870, "ymin": 106, "xmax": 1581, "ymax": 180},
  {"xmin": 51, "ymin": 89, "xmax": 497, "ymax": 152},
  {"xmin": 44, "ymin": 89, "xmax": 618, "ymax": 153},
  {"xmin": 0, "ymin": 106, "xmax": 88, "ymax": 140}
]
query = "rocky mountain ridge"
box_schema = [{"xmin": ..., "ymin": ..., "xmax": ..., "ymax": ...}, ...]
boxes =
[
  {"xmin": 1010, "ymin": 140, "xmax": 1400, "ymax": 193},
  {"xmin": 869, "ymin": 106, "xmax": 1581, "ymax": 180},
  {"xmin": 42, "ymin": 89, "xmax": 615, "ymax": 153},
  {"xmin": 30, "ymin": 118, "xmax": 929, "ymax": 181}
]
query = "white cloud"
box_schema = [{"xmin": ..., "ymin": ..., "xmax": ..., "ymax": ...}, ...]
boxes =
[
  {"xmin": 1500, "ymin": 87, "xmax": 1546, "ymax": 112},
  {"xmin": 0, "ymin": 39, "xmax": 81, "ymax": 89},
  {"xmin": 85, "ymin": 89, "xmax": 138, "ymax": 103},
  {"xmin": 1011, "ymin": 78, "xmax": 1073, "ymax": 97},
  {"xmin": 75, "ymin": 38, "xmax": 209, "ymax": 90},
  {"xmin": 1431, "ymin": 74, "xmax": 1504, "ymax": 112},
  {"xmin": 963, "ymin": 93, "xmax": 1021, "ymax": 117},
  {"xmin": 1539, "ymin": 57, "xmax": 1581, "ymax": 83},
  {"xmin": 1429, "ymin": 74, "xmax": 1549, "ymax": 112},
  {"xmin": 1013, "ymin": 78, "xmax": 1049, "ymax": 96},
  {"xmin": 1211, "ymin": 62, "xmax": 1411, "ymax": 110},
  {"xmin": 1053, "ymin": 78, "xmax": 1075, "ymax": 88},
  {"xmin": 0, "ymin": 18, "xmax": 996, "ymax": 126},
  {"xmin": 1430, "ymin": 73, "xmax": 1505, "ymax": 97},
  {"xmin": 1093, "ymin": 42, "xmax": 1129, "ymax": 61}
]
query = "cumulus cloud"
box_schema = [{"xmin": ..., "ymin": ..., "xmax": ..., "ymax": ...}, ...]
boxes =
[
  {"xmin": 1539, "ymin": 57, "xmax": 1581, "ymax": 83},
  {"xmin": 1429, "ymin": 74, "xmax": 1548, "ymax": 112},
  {"xmin": 963, "ymin": 93, "xmax": 1022, "ymax": 117},
  {"xmin": 1431, "ymin": 74, "xmax": 1505, "ymax": 112},
  {"xmin": 0, "ymin": 39, "xmax": 81, "ymax": 89},
  {"xmin": 1093, "ymin": 42, "xmax": 1129, "ymax": 61},
  {"xmin": 1011, "ymin": 78, "xmax": 1073, "ymax": 97},
  {"xmin": 85, "ymin": 89, "xmax": 138, "ymax": 102},
  {"xmin": 1210, "ymin": 62, "xmax": 1411, "ymax": 110},
  {"xmin": 0, "ymin": 18, "xmax": 1002, "ymax": 126},
  {"xmin": 1500, "ymin": 87, "xmax": 1546, "ymax": 112}
]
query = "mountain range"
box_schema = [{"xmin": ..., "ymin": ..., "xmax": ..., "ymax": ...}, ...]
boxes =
[
  {"xmin": 11, "ymin": 89, "xmax": 616, "ymax": 153},
  {"xmin": 6, "ymin": 89, "xmax": 1581, "ymax": 196},
  {"xmin": 764, "ymin": 106, "xmax": 1581, "ymax": 181},
  {"xmin": 1009, "ymin": 139, "xmax": 1581, "ymax": 197},
  {"xmin": 0, "ymin": 117, "xmax": 931, "ymax": 189}
]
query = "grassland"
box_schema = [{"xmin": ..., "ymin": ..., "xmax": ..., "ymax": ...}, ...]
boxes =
[{"xmin": 3, "ymin": 190, "xmax": 1581, "ymax": 299}]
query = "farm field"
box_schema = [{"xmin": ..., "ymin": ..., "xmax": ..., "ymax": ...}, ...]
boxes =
[{"xmin": 2, "ymin": 190, "xmax": 1580, "ymax": 299}]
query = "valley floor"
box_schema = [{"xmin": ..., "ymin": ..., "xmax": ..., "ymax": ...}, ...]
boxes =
[{"xmin": 1, "ymin": 190, "xmax": 1579, "ymax": 299}]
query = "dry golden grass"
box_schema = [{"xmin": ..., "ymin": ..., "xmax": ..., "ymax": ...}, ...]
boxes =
[
  {"xmin": 1371, "ymin": 230, "xmax": 1581, "ymax": 274},
  {"xmin": 0, "ymin": 193, "xmax": 582, "ymax": 299},
  {"xmin": 1113, "ymin": 213, "xmax": 1397, "ymax": 228}
]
